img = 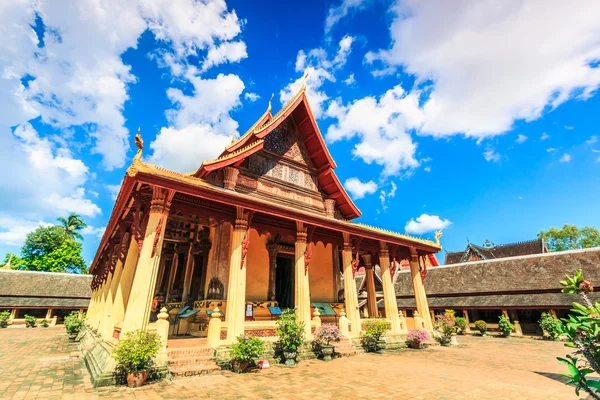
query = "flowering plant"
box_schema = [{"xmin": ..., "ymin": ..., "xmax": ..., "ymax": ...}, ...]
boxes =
[
  {"xmin": 407, "ymin": 329, "xmax": 430, "ymax": 346},
  {"xmin": 474, "ymin": 320, "xmax": 487, "ymax": 335},
  {"xmin": 230, "ymin": 335, "xmax": 265, "ymax": 366},
  {"xmin": 314, "ymin": 324, "xmax": 341, "ymax": 346}
]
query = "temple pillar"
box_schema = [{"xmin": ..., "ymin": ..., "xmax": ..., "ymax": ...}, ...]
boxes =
[
  {"xmin": 205, "ymin": 220, "xmax": 231, "ymax": 300},
  {"xmin": 267, "ymin": 246, "xmax": 278, "ymax": 301},
  {"xmin": 121, "ymin": 187, "xmax": 173, "ymax": 334},
  {"xmin": 100, "ymin": 256, "xmax": 127, "ymax": 341},
  {"xmin": 332, "ymin": 245, "xmax": 341, "ymax": 302},
  {"xmin": 88, "ymin": 285, "xmax": 103, "ymax": 328},
  {"xmin": 342, "ymin": 233, "xmax": 361, "ymax": 337},
  {"xmin": 225, "ymin": 207, "xmax": 251, "ymax": 344},
  {"xmin": 463, "ymin": 309, "xmax": 471, "ymax": 333},
  {"xmin": 409, "ymin": 247, "xmax": 433, "ymax": 331},
  {"xmin": 112, "ymin": 237, "xmax": 139, "ymax": 331},
  {"xmin": 165, "ymin": 249, "xmax": 179, "ymax": 303},
  {"xmin": 295, "ymin": 222, "xmax": 312, "ymax": 338},
  {"xmin": 379, "ymin": 242, "xmax": 401, "ymax": 334},
  {"xmin": 363, "ymin": 254, "xmax": 378, "ymax": 318},
  {"xmin": 95, "ymin": 277, "xmax": 113, "ymax": 330},
  {"xmin": 85, "ymin": 289, "xmax": 98, "ymax": 325},
  {"xmin": 45, "ymin": 308, "xmax": 53, "ymax": 320},
  {"xmin": 155, "ymin": 258, "xmax": 167, "ymax": 295},
  {"xmin": 196, "ymin": 239, "xmax": 211, "ymax": 301},
  {"xmin": 181, "ymin": 245, "xmax": 195, "ymax": 303}
]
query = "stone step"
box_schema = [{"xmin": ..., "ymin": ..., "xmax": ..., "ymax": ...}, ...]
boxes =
[
  {"xmin": 168, "ymin": 347, "xmax": 213, "ymax": 358},
  {"xmin": 169, "ymin": 363, "xmax": 221, "ymax": 378},
  {"xmin": 168, "ymin": 355, "xmax": 214, "ymax": 366}
]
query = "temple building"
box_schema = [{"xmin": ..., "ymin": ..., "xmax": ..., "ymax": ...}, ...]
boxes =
[
  {"xmin": 0, "ymin": 269, "xmax": 91, "ymax": 326},
  {"xmin": 83, "ymin": 82, "xmax": 441, "ymax": 385},
  {"xmin": 395, "ymin": 245, "xmax": 600, "ymax": 335}
]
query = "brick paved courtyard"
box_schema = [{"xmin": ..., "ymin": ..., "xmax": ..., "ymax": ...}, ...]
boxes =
[{"xmin": 0, "ymin": 326, "xmax": 583, "ymax": 399}]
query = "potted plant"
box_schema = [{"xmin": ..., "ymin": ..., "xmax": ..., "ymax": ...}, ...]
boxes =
[
  {"xmin": 406, "ymin": 329, "xmax": 430, "ymax": 349},
  {"xmin": 64, "ymin": 311, "xmax": 84, "ymax": 340},
  {"xmin": 474, "ymin": 320, "xmax": 487, "ymax": 336},
  {"xmin": 360, "ymin": 319, "xmax": 390, "ymax": 354},
  {"xmin": 433, "ymin": 313, "xmax": 455, "ymax": 346},
  {"xmin": 276, "ymin": 309, "xmax": 305, "ymax": 366},
  {"xmin": 41, "ymin": 319, "xmax": 49, "ymax": 328},
  {"xmin": 313, "ymin": 324, "xmax": 341, "ymax": 361},
  {"xmin": 112, "ymin": 330, "xmax": 162, "ymax": 388},
  {"xmin": 498, "ymin": 315, "xmax": 514, "ymax": 337},
  {"xmin": 538, "ymin": 312, "xmax": 561, "ymax": 340},
  {"xmin": 230, "ymin": 335, "xmax": 265, "ymax": 372},
  {"xmin": 0, "ymin": 310, "xmax": 10, "ymax": 328},
  {"xmin": 24, "ymin": 314, "xmax": 36, "ymax": 328},
  {"xmin": 454, "ymin": 316, "xmax": 467, "ymax": 335}
]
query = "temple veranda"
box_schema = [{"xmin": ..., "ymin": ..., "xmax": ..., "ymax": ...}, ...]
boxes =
[{"xmin": 82, "ymin": 83, "xmax": 440, "ymax": 386}]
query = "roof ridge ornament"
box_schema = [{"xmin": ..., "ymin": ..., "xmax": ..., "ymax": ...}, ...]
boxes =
[
  {"xmin": 127, "ymin": 127, "xmax": 144, "ymax": 177},
  {"xmin": 301, "ymin": 70, "xmax": 309, "ymax": 92}
]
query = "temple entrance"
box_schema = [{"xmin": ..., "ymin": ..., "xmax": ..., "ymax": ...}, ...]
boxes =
[{"xmin": 275, "ymin": 256, "xmax": 294, "ymax": 309}]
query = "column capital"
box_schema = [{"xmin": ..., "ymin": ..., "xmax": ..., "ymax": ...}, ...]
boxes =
[
  {"xmin": 223, "ymin": 166, "xmax": 240, "ymax": 191},
  {"xmin": 234, "ymin": 206, "xmax": 250, "ymax": 231},
  {"xmin": 296, "ymin": 221, "xmax": 307, "ymax": 242},
  {"xmin": 361, "ymin": 253, "xmax": 372, "ymax": 267},
  {"xmin": 150, "ymin": 187, "xmax": 175, "ymax": 214},
  {"xmin": 379, "ymin": 241, "xmax": 389, "ymax": 258}
]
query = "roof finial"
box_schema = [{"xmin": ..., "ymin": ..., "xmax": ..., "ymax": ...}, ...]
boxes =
[
  {"xmin": 231, "ymin": 135, "xmax": 236, "ymax": 144},
  {"xmin": 267, "ymin": 93, "xmax": 274, "ymax": 113},
  {"xmin": 134, "ymin": 127, "xmax": 143, "ymax": 163},
  {"xmin": 301, "ymin": 70, "xmax": 309, "ymax": 92}
]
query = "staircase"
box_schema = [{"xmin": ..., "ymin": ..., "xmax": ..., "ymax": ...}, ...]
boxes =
[
  {"xmin": 334, "ymin": 337, "xmax": 362, "ymax": 357},
  {"xmin": 168, "ymin": 346, "xmax": 221, "ymax": 378}
]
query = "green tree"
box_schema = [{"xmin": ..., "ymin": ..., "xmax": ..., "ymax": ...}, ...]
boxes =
[
  {"xmin": 19, "ymin": 225, "xmax": 87, "ymax": 274},
  {"xmin": 538, "ymin": 224, "xmax": 600, "ymax": 252},
  {"xmin": 56, "ymin": 212, "xmax": 87, "ymax": 241},
  {"xmin": 1, "ymin": 253, "xmax": 25, "ymax": 269}
]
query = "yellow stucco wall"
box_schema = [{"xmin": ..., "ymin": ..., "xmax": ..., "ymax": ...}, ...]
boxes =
[
  {"xmin": 308, "ymin": 242, "xmax": 334, "ymax": 302},
  {"xmin": 245, "ymin": 229, "xmax": 269, "ymax": 301}
]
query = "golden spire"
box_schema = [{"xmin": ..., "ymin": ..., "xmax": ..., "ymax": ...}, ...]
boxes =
[
  {"xmin": 267, "ymin": 93, "xmax": 274, "ymax": 113},
  {"xmin": 134, "ymin": 127, "xmax": 143, "ymax": 163},
  {"xmin": 231, "ymin": 135, "xmax": 236, "ymax": 144},
  {"xmin": 300, "ymin": 70, "xmax": 309, "ymax": 92}
]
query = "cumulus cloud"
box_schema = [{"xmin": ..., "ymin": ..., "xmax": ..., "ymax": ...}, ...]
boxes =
[
  {"xmin": 586, "ymin": 136, "xmax": 598, "ymax": 145},
  {"xmin": 483, "ymin": 148, "xmax": 500, "ymax": 162},
  {"xmin": 367, "ymin": 0, "xmax": 600, "ymax": 138},
  {"xmin": 541, "ymin": 132, "xmax": 550, "ymax": 141},
  {"xmin": 405, "ymin": 214, "xmax": 452, "ymax": 235},
  {"xmin": 149, "ymin": 73, "xmax": 244, "ymax": 171},
  {"xmin": 0, "ymin": 216, "xmax": 52, "ymax": 247},
  {"xmin": 105, "ymin": 184, "xmax": 121, "ymax": 201},
  {"xmin": 326, "ymin": 85, "xmax": 422, "ymax": 175},
  {"xmin": 559, "ymin": 153, "xmax": 572, "ymax": 163},
  {"xmin": 515, "ymin": 134, "xmax": 528, "ymax": 144},
  {"xmin": 343, "ymin": 177, "xmax": 377, "ymax": 199},
  {"xmin": 325, "ymin": 0, "xmax": 369, "ymax": 33},
  {"xmin": 244, "ymin": 92, "xmax": 260, "ymax": 102}
]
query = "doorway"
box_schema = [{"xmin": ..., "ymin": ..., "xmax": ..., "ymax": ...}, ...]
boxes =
[{"xmin": 275, "ymin": 256, "xmax": 294, "ymax": 309}]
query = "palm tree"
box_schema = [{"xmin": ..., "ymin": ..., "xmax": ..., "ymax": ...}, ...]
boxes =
[{"xmin": 57, "ymin": 213, "xmax": 87, "ymax": 241}]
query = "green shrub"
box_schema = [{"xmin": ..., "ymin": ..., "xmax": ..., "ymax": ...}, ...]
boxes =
[
  {"xmin": 454, "ymin": 316, "xmax": 467, "ymax": 332},
  {"xmin": 24, "ymin": 314, "xmax": 36, "ymax": 328},
  {"xmin": 276, "ymin": 309, "xmax": 305, "ymax": 353},
  {"xmin": 474, "ymin": 320, "xmax": 487, "ymax": 335},
  {"xmin": 64, "ymin": 311, "xmax": 85, "ymax": 337},
  {"xmin": 41, "ymin": 319, "xmax": 49, "ymax": 328},
  {"xmin": 0, "ymin": 310, "xmax": 10, "ymax": 328},
  {"xmin": 112, "ymin": 330, "xmax": 162, "ymax": 373},
  {"xmin": 360, "ymin": 319, "xmax": 389, "ymax": 352},
  {"xmin": 230, "ymin": 335, "xmax": 264, "ymax": 366},
  {"xmin": 539, "ymin": 312, "xmax": 561, "ymax": 339},
  {"xmin": 498, "ymin": 315, "xmax": 514, "ymax": 336},
  {"xmin": 434, "ymin": 314, "xmax": 455, "ymax": 346}
]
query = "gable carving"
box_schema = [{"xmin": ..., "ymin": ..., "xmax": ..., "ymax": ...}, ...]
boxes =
[{"xmin": 264, "ymin": 118, "xmax": 313, "ymax": 168}]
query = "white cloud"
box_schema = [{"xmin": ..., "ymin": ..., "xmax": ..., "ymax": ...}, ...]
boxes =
[
  {"xmin": 344, "ymin": 73, "xmax": 356, "ymax": 85},
  {"xmin": 559, "ymin": 153, "xmax": 572, "ymax": 163},
  {"xmin": 424, "ymin": 166, "xmax": 431, "ymax": 173},
  {"xmin": 244, "ymin": 92, "xmax": 260, "ymax": 102},
  {"xmin": 565, "ymin": 125, "xmax": 575, "ymax": 130},
  {"xmin": 149, "ymin": 73, "xmax": 245, "ymax": 171},
  {"xmin": 0, "ymin": 216, "xmax": 52, "ymax": 247},
  {"xmin": 343, "ymin": 177, "xmax": 377, "ymax": 199},
  {"xmin": 81, "ymin": 225, "xmax": 106, "ymax": 239},
  {"xmin": 280, "ymin": 36, "xmax": 355, "ymax": 119},
  {"xmin": 483, "ymin": 148, "xmax": 500, "ymax": 162},
  {"xmin": 105, "ymin": 184, "xmax": 121, "ymax": 201},
  {"xmin": 541, "ymin": 132, "xmax": 550, "ymax": 141},
  {"xmin": 202, "ymin": 41, "xmax": 247, "ymax": 72},
  {"xmin": 405, "ymin": 214, "xmax": 452, "ymax": 235},
  {"xmin": 518, "ymin": 196, "xmax": 523, "ymax": 200},
  {"xmin": 326, "ymin": 85, "xmax": 422, "ymax": 175},
  {"xmin": 547, "ymin": 147, "xmax": 558, "ymax": 153},
  {"xmin": 45, "ymin": 188, "xmax": 102, "ymax": 217},
  {"xmin": 367, "ymin": 0, "xmax": 600, "ymax": 138},
  {"xmin": 585, "ymin": 136, "xmax": 598, "ymax": 144},
  {"xmin": 378, "ymin": 181, "xmax": 397, "ymax": 210},
  {"xmin": 515, "ymin": 134, "xmax": 528, "ymax": 144},
  {"xmin": 325, "ymin": 0, "xmax": 368, "ymax": 33}
]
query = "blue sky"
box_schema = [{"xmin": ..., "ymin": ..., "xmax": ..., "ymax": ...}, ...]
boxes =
[{"xmin": 1, "ymin": 0, "xmax": 599, "ymax": 266}]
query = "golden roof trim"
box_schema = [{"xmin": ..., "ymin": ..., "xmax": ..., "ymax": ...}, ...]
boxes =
[
  {"xmin": 254, "ymin": 85, "xmax": 305, "ymax": 135},
  {"xmin": 349, "ymin": 222, "xmax": 440, "ymax": 249},
  {"xmin": 201, "ymin": 139, "xmax": 265, "ymax": 167}
]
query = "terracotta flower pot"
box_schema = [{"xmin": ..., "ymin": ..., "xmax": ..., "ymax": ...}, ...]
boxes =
[
  {"xmin": 126, "ymin": 371, "xmax": 148, "ymax": 388},
  {"xmin": 409, "ymin": 341, "xmax": 422, "ymax": 349},
  {"xmin": 321, "ymin": 345, "xmax": 335, "ymax": 361},
  {"xmin": 232, "ymin": 360, "xmax": 249, "ymax": 373},
  {"xmin": 283, "ymin": 351, "xmax": 297, "ymax": 366}
]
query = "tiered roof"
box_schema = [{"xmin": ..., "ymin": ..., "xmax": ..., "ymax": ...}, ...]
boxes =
[{"xmin": 445, "ymin": 238, "xmax": 547, "ymax": 265}]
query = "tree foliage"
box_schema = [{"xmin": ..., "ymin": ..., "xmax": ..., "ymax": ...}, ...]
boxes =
[
  {"xmin": 539, "ymin": 224, "xmax": 600, "ymax": 252},
  {"xmin": 21, "ymin": 226, "xmax": 68, "ymax": 260},
  {"xmin": 57, "ymin": 212, "xmax": 87, "ymax": 241}
]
